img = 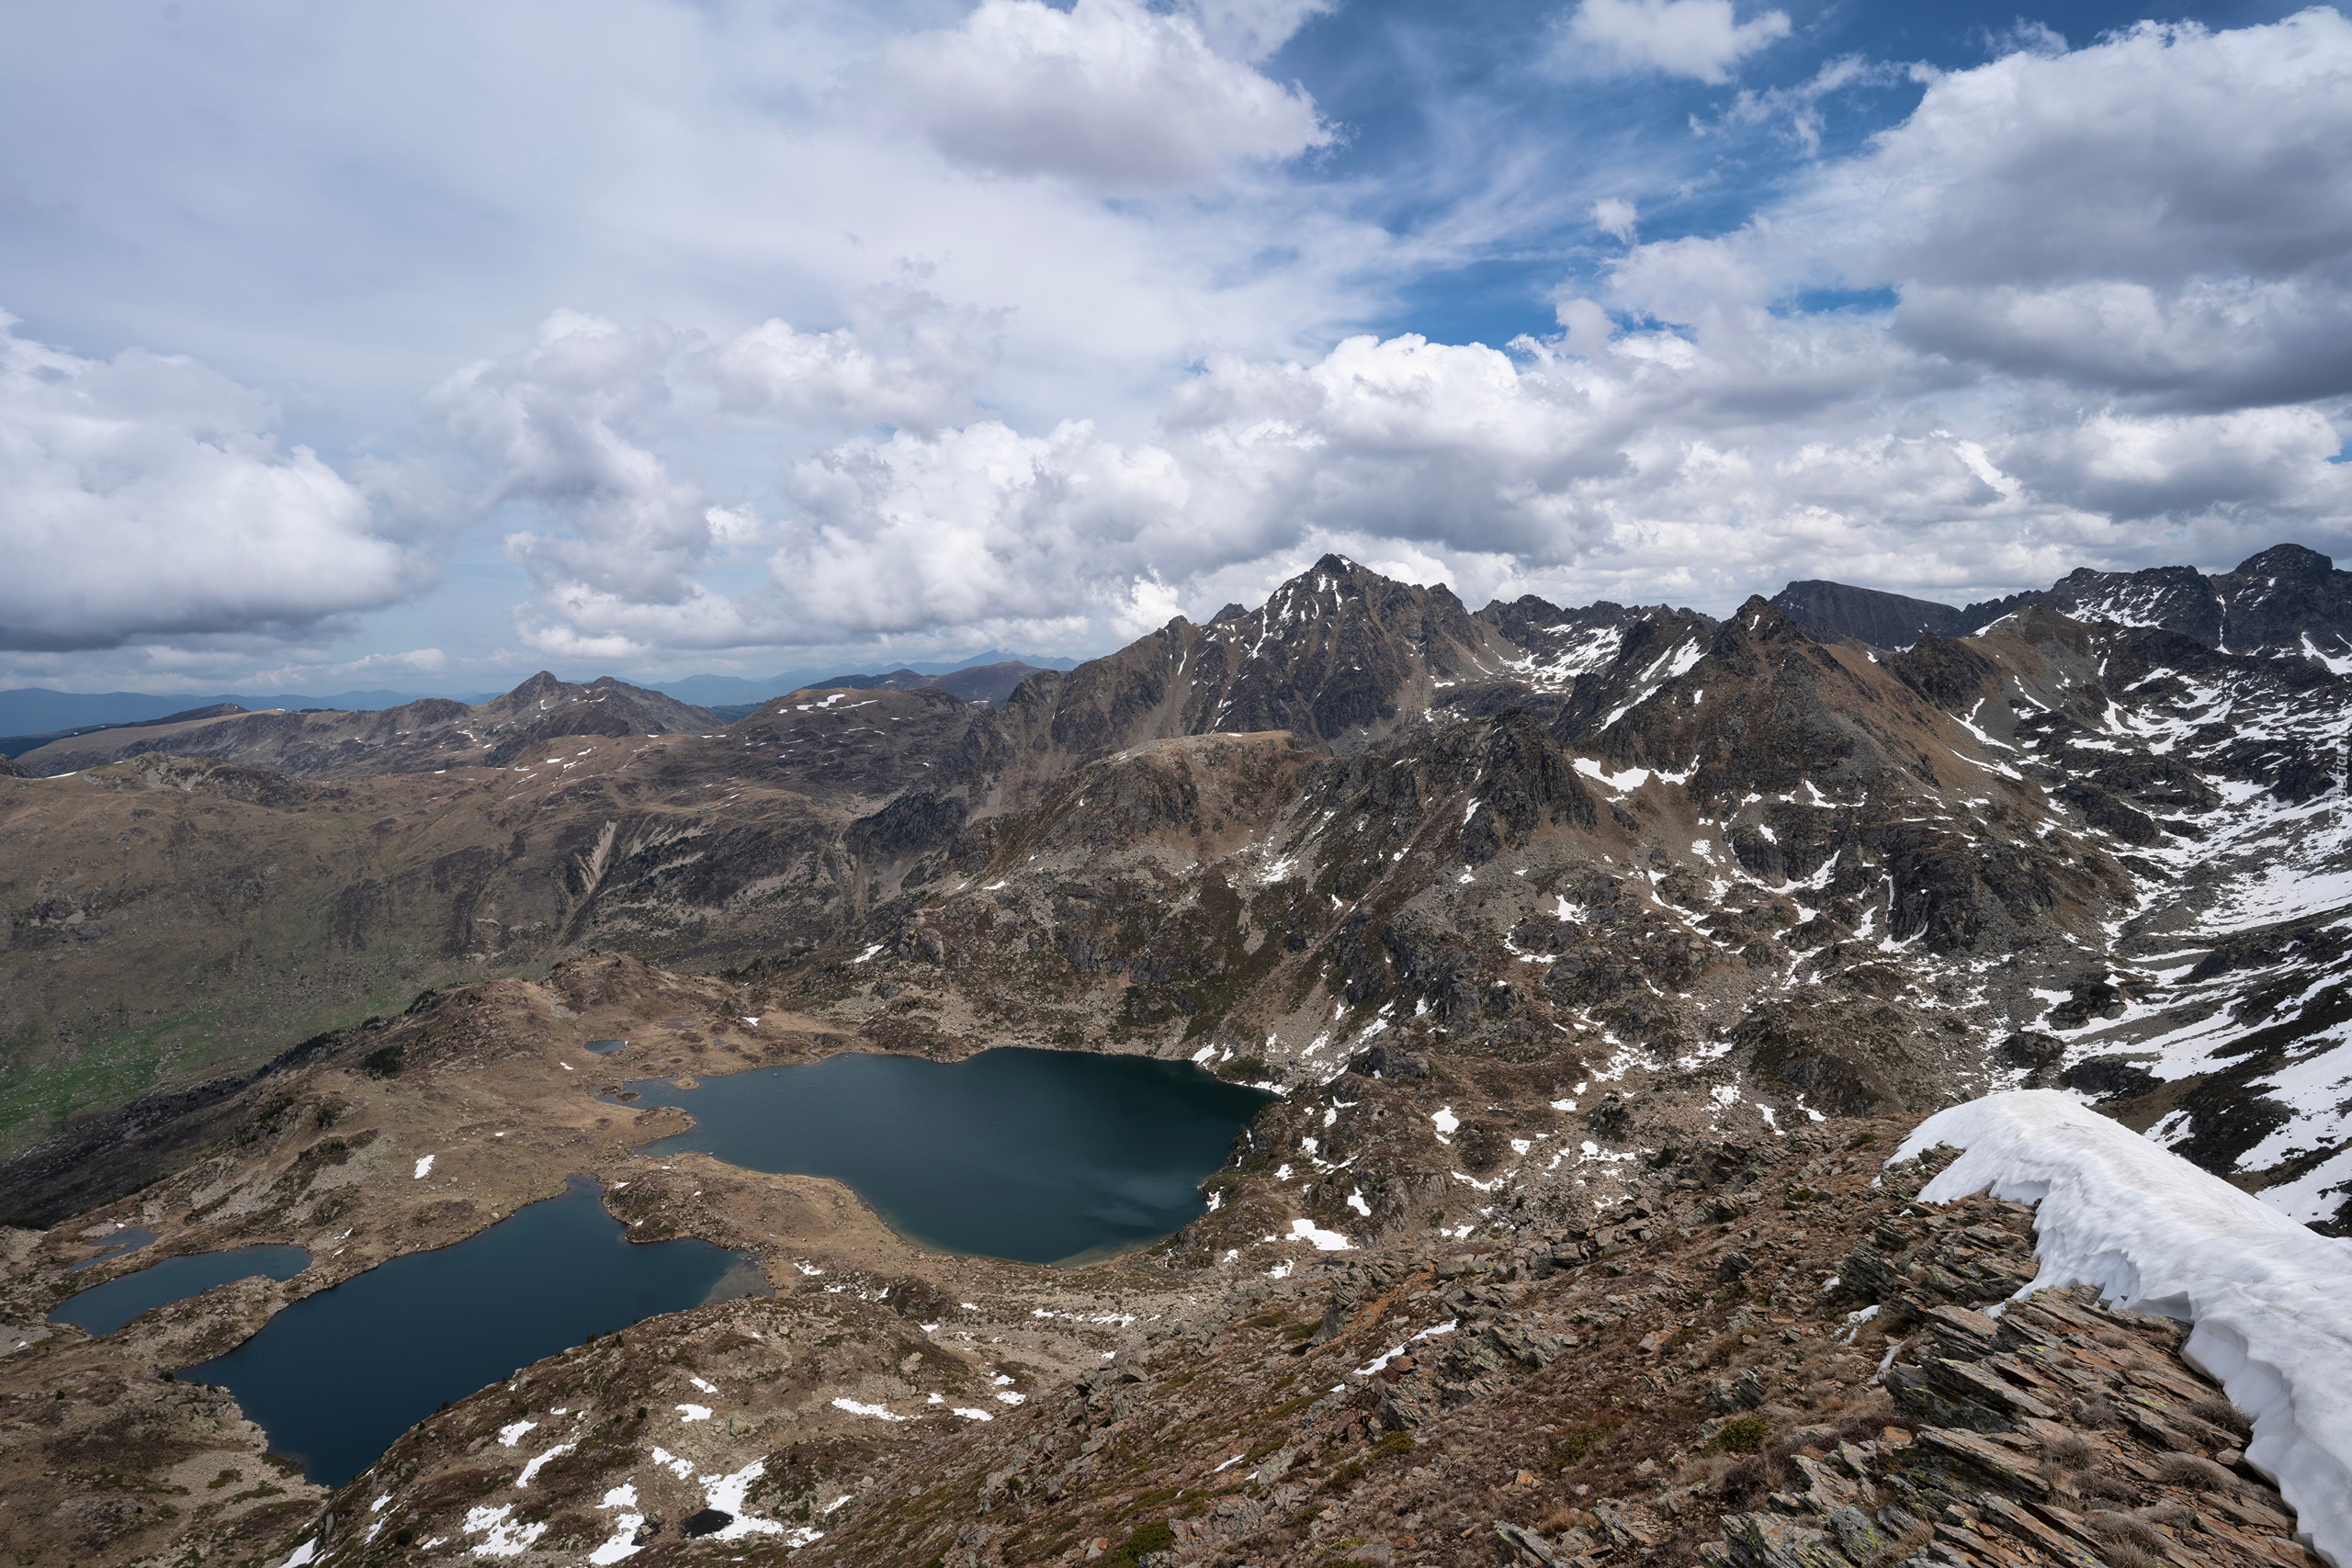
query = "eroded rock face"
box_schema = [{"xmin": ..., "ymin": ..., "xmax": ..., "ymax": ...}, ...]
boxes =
[
  {"xmin": 1780, "ymin": 543, "xmax": 2352, "ymax": 664},
  {"xmin": 2043, "ymin": 543, "xmax": 2352, "ymax": 661}
]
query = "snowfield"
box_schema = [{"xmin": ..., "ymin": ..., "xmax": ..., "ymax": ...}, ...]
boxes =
[{"xmin": 1895, "ymin": 1091, "xmax": 2352, "ymax": 1567}]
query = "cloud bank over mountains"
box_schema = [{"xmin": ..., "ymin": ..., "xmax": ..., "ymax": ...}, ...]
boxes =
[{"xmin": 1, "ymin": 2, "xmax": 2347, "ymax": 684}]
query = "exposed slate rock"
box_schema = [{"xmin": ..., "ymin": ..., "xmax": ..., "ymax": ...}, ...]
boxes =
[{"xmin": 1772, "ymin": 581, "xmax": 1978, "ymax": 649}]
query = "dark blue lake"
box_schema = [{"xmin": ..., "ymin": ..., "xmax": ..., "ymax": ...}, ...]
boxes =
[
  {"xmin": 51, "ymin": 1245, "xmax": 311, "ymax": 1336},
  {"xmin": 181, "ymin": 1176, "xmax": 755, "ymax": 1486},
  {"xmin": 624, "ymin": 1047, "xmax": 1276, "ymax": 1265}
]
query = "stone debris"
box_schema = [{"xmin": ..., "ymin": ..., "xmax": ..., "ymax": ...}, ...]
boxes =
[{"xmin": 800, "ymin": 1129, "xmax": 2313, "ymax": 1568}]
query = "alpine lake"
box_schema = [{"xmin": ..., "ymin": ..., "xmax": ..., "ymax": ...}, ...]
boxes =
[{"xmin": 80, "ymin": 1046, "xmax": 1270, "ymax": 1485}]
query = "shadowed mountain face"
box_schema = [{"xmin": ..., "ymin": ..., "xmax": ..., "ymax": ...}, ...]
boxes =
[
  {"xmin": 10, "ymin": 672, "xmax": 717, "ymax": 778},
  {"xmin": 1770, "ymin": 580, "xmax": 1984, "ymax": 648},
  {"xmin": 1773, "ymin": 544, "xmax": 2352, "ymax": 659},
  {"xmin": 853, "ymin": 660, "xmax": 1054, "ymax": 706}
]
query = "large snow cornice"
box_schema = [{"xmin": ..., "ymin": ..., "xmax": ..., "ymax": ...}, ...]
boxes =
[{"xmin": 1894, "ymin": 1090, "xmax": 2352, "ymax": 1566}]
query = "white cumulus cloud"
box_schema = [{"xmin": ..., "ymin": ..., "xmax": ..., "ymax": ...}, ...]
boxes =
[
  {"xmin": 869, "ymin": 0, "xmax": 1331, "ymax": 189},
  {"xmin": 364, "ymin": 10, "xmax": 2352, "ymax": 666},
  {"xmin": 0, "ymin": 313, "xmax": 412, "ymax": 652},
  {"xmin": 1184, "ymin": 0, "xmax": 1337, "ymax": 62},
  {"xmin": 1556, "ymin": 0, "xmax": 1792, "ymax": 84},
  {"xmin": 433, "ymin": 298, "xmax": 1009, "ymax": 659},
  {"xmin": 717, "ymin": 279, "xmax": 1001, "ymax": 434},
  {"xmin": 1636, "ymin": 11, "xmax": 2352, "ymax": 411}
]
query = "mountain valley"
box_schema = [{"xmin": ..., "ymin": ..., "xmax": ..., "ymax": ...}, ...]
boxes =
[{"xmin": 5, "ymin": 546, "xmax": 2352, "ymax": 1568}]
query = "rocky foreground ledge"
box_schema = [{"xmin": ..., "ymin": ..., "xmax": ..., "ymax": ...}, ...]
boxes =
[
  {"xmin": 775, "ymin": 1107, "xmax": 2323, "ymax": 1568},
  {"xmin": 4, "ymin": 1043, "xmax": 2331, "ymax": 1568}
]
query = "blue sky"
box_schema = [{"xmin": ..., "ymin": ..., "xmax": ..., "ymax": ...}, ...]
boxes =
[{"xmin": 0, "ymin": 0, "xmax": 2345, "ymax": 693}]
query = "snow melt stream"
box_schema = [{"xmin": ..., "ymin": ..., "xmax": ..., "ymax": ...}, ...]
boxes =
[{"xmin": 1894, "ymin": 1091, "xmax": 2352, "ymax": 1567}]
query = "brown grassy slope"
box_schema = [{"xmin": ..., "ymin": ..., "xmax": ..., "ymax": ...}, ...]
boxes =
[{"xmin": 0, "ymin": 687, "xmax": 978, "ymax": 1158}]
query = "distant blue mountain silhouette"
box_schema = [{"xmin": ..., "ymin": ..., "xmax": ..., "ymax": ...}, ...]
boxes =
[
  {"xmin": 0, "ymin": 688, "xmax": 501, "ymax": 741},
  {"xmin": 0, "ymin": 651, "xmax": 1080, "ymax": 741}
]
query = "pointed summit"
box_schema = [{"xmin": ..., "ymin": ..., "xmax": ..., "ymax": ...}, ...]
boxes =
[
  {"xmin": 504, "ymin": 671, "xmax": 567, "ymax": 705},
  {"xmin": 1192, "ymin": 556, "xmax": 1493, "ymax": 749}
]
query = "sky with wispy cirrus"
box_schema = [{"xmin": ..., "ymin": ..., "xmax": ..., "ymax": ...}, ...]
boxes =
[{"xmin": 2, "ymin": 0, "xmax": 2346, "ymax": 693}]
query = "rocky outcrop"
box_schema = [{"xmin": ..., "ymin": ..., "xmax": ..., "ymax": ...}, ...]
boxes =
[
  {"xmin": 2041, "ymin": 543, "xmax": 2352, "ymax": 660},
  {"xmin": 786, "ymin": 1120, "xmax": 2314, "ymax": 1568},
  {"xmin": 1774, "ymin": 545, "xmax": 2352, "ymax": 666},
  {"xmin": 1771, "ymin": 581, "xmax": 1984, "ymax": 650}
]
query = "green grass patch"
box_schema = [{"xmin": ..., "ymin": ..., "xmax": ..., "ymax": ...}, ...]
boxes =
[
  {"xmin": 0, "ymin": 954, "xmax": 492, "ymax": 1159},
  {"xmin": 1550, "ymin": 1417, "xmax": 1622, "ymax": 1469},
  {"xmin": 1266, "ymin": 1392, "xmax": 1321, "ymax": 1422},
  {"xmin": 1123, "ymin": 1487, "xmax": 1179, "ymax": 1517},
  {"xmin": 1104, "ymin": 1520, "xmax": 1175, "ymax": 1566},
  {"xmin": 1711, "ymin": 1416, "xmax": 1770, "ymax": 1455}
]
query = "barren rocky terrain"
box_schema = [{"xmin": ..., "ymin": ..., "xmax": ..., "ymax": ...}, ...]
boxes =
[{"xmin": 4, "ymin": 544, "xmax": 2350, "ymax": 1567}]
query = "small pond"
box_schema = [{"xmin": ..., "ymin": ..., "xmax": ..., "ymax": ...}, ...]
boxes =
[
  {"xmin": 71, "ymin": 1224, "xmax": 160, "ymax": 1272},
  {"xmin": 181, "ymin": 1176, "xmax": 758, "ymax": 1487},
  {"xmin": 622, "ymin": 1047, "xmax": 1276, "ymax": 1265},
  {"xmin": 51, "ymin": 1245, "xmax": 311, "ymax": 1336}
]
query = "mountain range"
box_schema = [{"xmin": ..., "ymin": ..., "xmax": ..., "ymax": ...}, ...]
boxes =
[
  {"xmin": 0, "ymin": 651, "xmax": 1082, "ymax": 751},
  {"xmin": 8, "ymin": 545, "xmax": 2352, "ymax": 1204},
  {"xmin": 3, "ymin": 543, "xmax": 2349, "ymax": 1568}
]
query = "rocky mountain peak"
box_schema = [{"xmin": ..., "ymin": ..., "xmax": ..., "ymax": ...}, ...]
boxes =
[
  {"xmin": 2233, "ymin": 541, "xmax": 2335, "ymax": 581},
  {"xmin": 1767, "ymin": 542, "xmax": 2352, "ymax": 666},
  {"xmin": 1724, "ymin": 593, "xmax": 1813, "ymax": 644},
  {"xmin": 1770, "ymin": 579, "xmax": 1975, "ymax": 649},
  {"xmin": 502, "ymin": 669, "xmax": 569, "ymax": 705},
  {"xmin": 2211, "ymin": 542, "xmax": 2352, "ymax": 657}
]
